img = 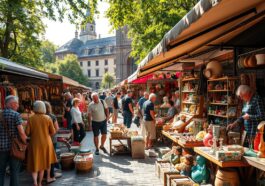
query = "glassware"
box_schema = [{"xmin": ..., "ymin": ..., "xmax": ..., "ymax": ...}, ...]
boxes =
[{"xmin": 219, "ymin": 138, "xmax": 224, "ymax": 151}]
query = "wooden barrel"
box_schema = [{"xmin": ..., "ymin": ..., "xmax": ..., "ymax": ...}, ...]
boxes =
[{"xmin": 215, "ymin": 168, "xmax": 240, "ymax": 186}]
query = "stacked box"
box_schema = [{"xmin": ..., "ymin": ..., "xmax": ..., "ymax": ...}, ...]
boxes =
[{"xmin": 131, "ymin": 136, "xmax": 145, "ymax": 159}]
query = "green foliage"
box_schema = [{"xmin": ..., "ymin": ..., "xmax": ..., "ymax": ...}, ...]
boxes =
[
  {"xmin": 0, "ymin": 0, "xmax": 94, "ymax": 68},
  {"xmin": 54, "ymin": 54, "xmax": 89, "ymax": 86},
  {"xmin": 101, "ymin": 72, "xmax": 115, "ymax": 89},
  {"xmin": 106, "ymin": 0, "xmax": 197, "ymax": 63},
  {"xmin": 41, "ymin": 40, "xmax": 57, "ymax": 65}
]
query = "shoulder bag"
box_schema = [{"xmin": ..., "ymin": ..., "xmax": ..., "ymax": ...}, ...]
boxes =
[{"xmin": 0, "ymin": 112, "xmax": 27, "ymax": 161}]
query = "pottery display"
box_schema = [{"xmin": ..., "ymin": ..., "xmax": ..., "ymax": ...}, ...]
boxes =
[
  {"xmin": 257, "ymin": 121, "xmax": 265, "ymax": 158},
  {"xmin": 203, "ymin": 61, "xmax": 223, "ymax": 79},
  {"xmin": 256, "ymin": 54, "xmax": 265, "ymax": 65}
]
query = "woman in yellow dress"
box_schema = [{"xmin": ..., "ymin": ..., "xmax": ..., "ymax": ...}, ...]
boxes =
[{"xmin": 26, "ymin": 101, "xmax": 57, "ymax": 186}]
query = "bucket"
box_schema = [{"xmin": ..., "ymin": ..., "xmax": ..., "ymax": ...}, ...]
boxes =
[
  {"xmin": 215, "ymin": 168, "xmax": 240, "ymax": 186},
  {"xmin": 60, "ymin": 152, "xmax": 75, "ymax": 170}
]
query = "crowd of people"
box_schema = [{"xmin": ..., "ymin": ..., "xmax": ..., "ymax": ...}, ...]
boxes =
[{"xmin": 0, "ymin": 87, "xmax": 181, "ymax": 186}]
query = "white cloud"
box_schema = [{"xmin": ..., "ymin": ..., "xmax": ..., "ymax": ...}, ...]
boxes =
[{"xmin": 43, "ymin": 1, "xmax": 115, "ymax": 46}]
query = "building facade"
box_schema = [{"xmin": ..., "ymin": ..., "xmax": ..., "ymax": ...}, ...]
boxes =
[{"xmin": 55, "ymin": 11, "xmax": 136, "ymax": 89}]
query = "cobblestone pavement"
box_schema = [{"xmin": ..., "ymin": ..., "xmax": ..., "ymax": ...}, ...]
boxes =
[{"xmin": 4, "ymin": 116, "xmax": 162, "ymax": 186}]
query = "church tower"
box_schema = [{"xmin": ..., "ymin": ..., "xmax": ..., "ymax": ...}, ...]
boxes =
[{"xmin": 79, "ymin": 9, "xmax": 97, "ymax": 43}]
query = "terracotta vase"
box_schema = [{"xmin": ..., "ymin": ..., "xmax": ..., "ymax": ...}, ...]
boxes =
[{"xmin": 204, "ymin": 61, "xmax": 223, "ymax": 79}]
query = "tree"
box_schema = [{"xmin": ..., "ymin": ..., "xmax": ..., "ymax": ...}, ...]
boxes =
[
  {"xmin": 106, "ymin": 0, "xmax": 197, "ymax": 63},
  {"xmin": 56, "ymin": 54, "xmax": 89, "ymax": 86},
  {"xmin": 0, "ymin": 0, "xmax": 94, "ymax": 68},
  {"xmin": 102, "ymin": 72, "xmax": 115, "ymax": 89},
  {"xmin": 41, "ymin": 40, "xmax": 57, "ymax": 64}
]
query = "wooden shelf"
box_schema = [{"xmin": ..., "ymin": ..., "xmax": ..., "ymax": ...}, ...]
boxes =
[
  {"xmin": 208, "ymin": 90, "xmax": 232, "ymax": 92},
  {"xmin": 182, "ymin": 102, "xmax": 198, "ymax": 105},
  {"xmin": 182, "ymin": 91, "xmax": 196, "ymax": 93},
  {"xmin": 181, "ymin": 78, "xmax": 199, "ymax": 82},
  {"xmin": 208, "ymin": 113, "xmax": 236, "ymax": 118},
  {"xmin": 209, "ymin": 102, "xmax": 237, "ymax": 106},
  {"xmin": 207, "ymin": 77, "xmax": 239, "ymax": 82}
]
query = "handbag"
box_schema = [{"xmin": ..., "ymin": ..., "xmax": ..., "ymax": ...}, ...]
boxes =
[
  {"xmin": 133, "ymin": 116, "xmax": 140, "ymax": 127},
  {"xmin": 1, "ymin": 112, "xmax": 27, "ymax": 161}
]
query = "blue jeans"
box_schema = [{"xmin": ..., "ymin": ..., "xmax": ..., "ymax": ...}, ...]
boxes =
[
  {"xmin": 123, "ymin": 111, "xmax": 133, "ymax": 128},
  {"xmin": 0, "ymin": 151, "xmax": 21, "ymax": 186}
]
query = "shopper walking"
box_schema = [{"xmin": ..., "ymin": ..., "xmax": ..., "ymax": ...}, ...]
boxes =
[
  {"xmin": 64, "ymin": 92, "xmax": 73, "ymax": 129},
  {"xmin": 122, "ymin": 90, "xmax": 134, "ymax": 128},
  {"xmin": 105, "ymin": 92, "xmax": 114, "ymax": 123},
  {"xmin": 143, "ymin": 93, "xmax": 157, "ymax": 149},
  {"xmin": 44, "ymin": 101, "xmax": 61, "ymax": 182},
  {"xmin": 71, "ymin": 98, "xmax": 86, "ymax": 143},
  {"xmin": 26, "ymin": 101, "xmax": 57, "ymax": 186},
  {"xmin": 113, "ymin": 92, "xmax": 121, "ymax": 124},
  {"xmin": 88, "ymin": 93, "xmax": 109, "ymax": 155},
  {"xmin": 137, "ymin": 92, "xmax": 149, "ymax": 138},
  {"xmin": 0, "ymin": 95, "xmax": 27, "ymax": 186}
]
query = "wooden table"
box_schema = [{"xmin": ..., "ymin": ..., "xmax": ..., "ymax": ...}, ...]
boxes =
[
  {"xmin": 109, "ymin": 136, "xmax": 131, "ymax": 156},
  {"xmin": 161, "ymin": 131, "xmax": 178, "ymax": 144},
  {"xmin": 194, "ymin": 147, "xmax": 249, "ymax": 167},
  {"xmin": 244, "ymin": 156, "xmax": 265, "ymax": 171},
  {"xmin": 161, "ymin": 130, "xmax": 204, "ymax": 149}
]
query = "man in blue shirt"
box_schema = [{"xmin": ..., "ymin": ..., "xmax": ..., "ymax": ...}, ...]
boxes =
[
  {"xmin": 143, "ymin": 93, "xmax": 157, "ymax": 149},
  {"xmin": 137, "ymin": 92, "xmax": 149, "ymax": 137},
  {"xmin": 122, "ymin": 90, "xmax": 134, "ymax": 128}
]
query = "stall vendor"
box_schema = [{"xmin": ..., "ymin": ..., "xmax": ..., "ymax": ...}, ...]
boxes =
[
  {"xmin": 227, "ymin": 85, "xmax": 265, "ymax": 147},
  {"xmin": 157, "ymin": 100, "xmax": 177, "ymax": 124}
]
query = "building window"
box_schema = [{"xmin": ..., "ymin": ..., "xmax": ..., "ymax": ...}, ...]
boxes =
[
  {"xmin": 80, "ymin": 62, "xmax": 83, "ymax": 66},
  {"xmin": 87, "ymin": 70, "xmax": 91, "ymax": 77},
  {"xmin": 96, "ymin": 60, "xmax": 99, "ymax": 66},
  {"xmin": 90, "ymin": 25, "xmax": 94, "ymax": 31},
  {"xmin": 105, "ymin": 68, "xmax": 108, "ymax": 73},
  {"xmin": 95, "ymin": 82, "xmax": 100, "ymax": 89},
  {"xmin": 96, "ymin": 69, "xmax": 99, "ymax": 77},
  {"xmin": 104, "ymin": 59, "xmax": 108, "ymax": 66},
  {"xmin": 87, "ymin": 61, "xmax": 91, "ymax": 66}
]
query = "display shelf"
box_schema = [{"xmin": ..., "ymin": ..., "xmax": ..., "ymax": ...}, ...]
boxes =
[
  {"xmin": 181, "ymin": 77, "xmax": 199, "ymax": 82},
  {"xmin": 207, "ymin": 77, "xmax": 239, "ymax": 82},
  {"xmin": 182, "ymin": 102, "xmax": 198, "ymax": 105},
  {"xmin": 180, "ymin": 74, "xmax": 203, "ymax": 117},
  {"xmin": 207, "ymin": 76, "xmax": 239, "ymax": 125},
  {"xmin": 208, "ymin": 90, "xmax": 232, "ymax": 92},
  {"xmin": 208, "ymin": 113, "xmax": 237, "ymax": 118},
  {"xmin": 209, "ymin": 102, "xmax": 237, "ymax": 106},
  {"xmin": 181, "ymin": 91, "xmax": 196, "ymax": 93}
]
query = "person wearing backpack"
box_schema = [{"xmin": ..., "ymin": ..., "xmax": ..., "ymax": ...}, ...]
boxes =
[
  {"xmin": 122, "ymin": 90, "xmax": 134, "ymax": 128},
  {"xmin": 88, "ymin": 92, "xmax": 109, "ymax": 155}
]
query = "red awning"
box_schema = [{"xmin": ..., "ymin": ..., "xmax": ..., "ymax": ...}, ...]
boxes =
[{"xmin": 131, "ymin": 74, "xmax": 153, "ymax": 84}]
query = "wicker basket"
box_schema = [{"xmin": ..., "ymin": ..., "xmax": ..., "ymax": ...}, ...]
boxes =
[
  {"xmin": 60, "ymin": 153, "xmax": 75, "ymax": 170},
  {"xmin": 74, "ymin": 155, "xmax": 93, "ymax": 172},
  {"xmin": 110, "ymin": 131, "xmax": 123, "ymax": 138}
]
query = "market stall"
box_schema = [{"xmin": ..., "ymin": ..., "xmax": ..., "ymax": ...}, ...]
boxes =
[{"xmin": 125, "ymin": 0, "xmax": 265, "ymax": 185}]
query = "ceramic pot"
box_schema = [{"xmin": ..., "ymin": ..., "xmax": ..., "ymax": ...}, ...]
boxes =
[
  {"xmin": 256, "ymin": 54, "xmax": 265, "ymax": 65},
  {"xmin": 243, "ymin": 56, "xmax": 250, "ymax": 68},
  {"xmin": 247, "ymin": 55, "xmax": 257, "ymax": 67},
  {"xmin": 204, "ymin": 61, "xmax": 223, "ymax": 79},
  {"xmin": 203, "ymin": 131, "xmax": 213, "ymax": 147},
  {"xmin": 215, "ymin": 168, "xmax": 240, "ymax": 186}
]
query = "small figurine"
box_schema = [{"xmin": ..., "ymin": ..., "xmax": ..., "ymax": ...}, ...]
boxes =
[
  {"xmin": 203, "ymin": 124, "xmax": 213, "ymax": 147},
  {"xmin": 162, "ymin": 146, "xmax": 182, "ymax": 165},
  {"xmin": 191, "ymin": 156, "xmax": 210, "ymax": 184},
  {"xmin": 257, "ymin": 122, "xmax": 265, "ymax": 158},
  {"xmin": 175, "ymin": 154, "xmax": 193, "ymax": 177},
  {"xmin": 172, "ymin": 115, "xmax": 186, "ymax": 131}
]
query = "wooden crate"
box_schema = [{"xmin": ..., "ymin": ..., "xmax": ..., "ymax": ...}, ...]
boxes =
[
  {"xmin": 131, "ymin": 138, "xmax": 145, "ymax": 159},
  {"xmin": 155, "ymin": 160, "xmax": 170, "ymax": 178},
  {"xmin": 171, "ymin": 176, "xmax": 195, "ymax": 186}
]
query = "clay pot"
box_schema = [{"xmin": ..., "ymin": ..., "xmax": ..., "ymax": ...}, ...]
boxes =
[
  {"xmin": 215, "ymin": 168, "xmax": 240, "ymax": 186},
  {"xmin": 243, "ymin": 56, "xmax": 250, "ymax": 68},
  {"xmin": 247, "ymin": 55, "xmax": 257, "ymax": 67},
  {"xmin": 256, "ymin": 54, "xmax": 265, "ymax": 65},
  {"xmin": 203, "ymin": 61, "xmax": 223, "ymax": 79}
]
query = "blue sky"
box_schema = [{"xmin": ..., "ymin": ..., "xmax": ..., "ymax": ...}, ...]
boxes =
[{"xmin": 43, "ymin": 1, "xmax": 114, "ymax": 46}]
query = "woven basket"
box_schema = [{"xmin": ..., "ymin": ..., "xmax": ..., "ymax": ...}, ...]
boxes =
[
  {"xmin": 110, "ymin": 131, "xmax": 123, "ymax": 138},
  {"xmin": 60, "ymin": 153, "xmax": 75, "ymax": 170},
  {"xmin": 74, "ymin": 156, "xmax": 93, "ymax": 172}
]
